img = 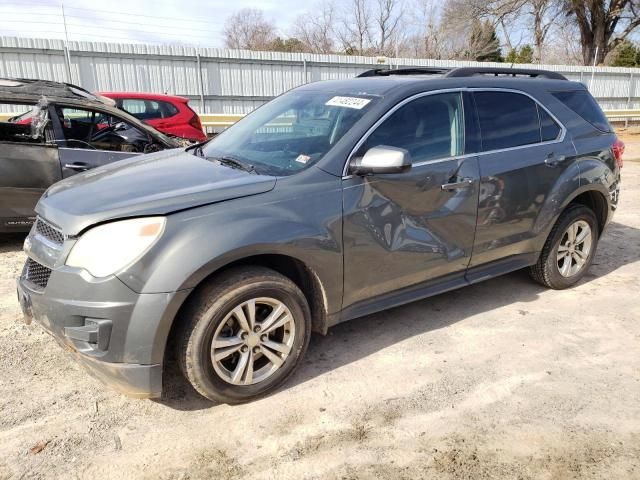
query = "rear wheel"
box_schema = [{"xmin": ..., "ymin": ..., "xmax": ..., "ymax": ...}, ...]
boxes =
[
  {"xmin": 177, "ymin": 266, "xmax": 311, "ymax": 403},
  {"xmin": 529, "ymin": 204, "xmax": 599, "ymax": 289}
]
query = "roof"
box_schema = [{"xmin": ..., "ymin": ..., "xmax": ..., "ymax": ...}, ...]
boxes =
[
  {"xmin": 99, "ymin": 92, "xmax": 190, "ymax": 103},
  {"xmin": 0, "ymin": 78, "xmax": 116, "ymax": 106},
  {"xmin": 296, "ymin": 71, "xmax": 584, "ymax": 98}
]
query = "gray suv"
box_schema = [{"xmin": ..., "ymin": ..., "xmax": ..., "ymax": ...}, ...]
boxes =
[{"xmin": 16, "ymin": 67, "xmax": 623, "ymax": 403}]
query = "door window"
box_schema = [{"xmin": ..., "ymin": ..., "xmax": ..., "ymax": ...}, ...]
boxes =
[
  {"xmin": 474, "ymin": 91, "xmax": 543, "ymax": 151},
  {"xmin": 360, "ymin": 92, "xmax": 464, "ymax": 163},
  {"xmin": 56, "ymin": 107, "xmax": 151, "ymax": 152}
]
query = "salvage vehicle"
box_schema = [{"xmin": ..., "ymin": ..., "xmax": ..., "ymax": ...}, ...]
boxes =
[
  {"xmin": 17, "ymin": 67, "xmax": 622, "ymax": 403},
  {"xmin": 100, "ymin": 92, "xmax": 207, "ymax": 143},
  {"xmin": 0, "ymin": 78, "xmax": 179, "ymax": 232}
]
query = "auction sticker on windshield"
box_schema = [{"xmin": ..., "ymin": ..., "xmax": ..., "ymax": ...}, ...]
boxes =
[{"xmin": 325, "ymin": 96, "xmax": 371, "ymax": 109}]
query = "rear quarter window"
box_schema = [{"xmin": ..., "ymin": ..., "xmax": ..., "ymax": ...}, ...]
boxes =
[{"xmin": 551, "ymin": 90, "xmax": 611, "ymax": 132}]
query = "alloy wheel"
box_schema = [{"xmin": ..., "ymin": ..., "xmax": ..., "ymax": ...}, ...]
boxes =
[
  {"xmin": 556, "ymin": 220, "xmax": 592, "ymax": 277},
  {"xmin": 210, "ymin": 297, "xmax": 295, "ymax": 386}
]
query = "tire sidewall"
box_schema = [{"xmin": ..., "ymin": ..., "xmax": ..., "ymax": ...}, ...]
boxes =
[
  {"xmin": 544, "ymin": 207, "xmax": 599, "ymax": 288},
  {"xmin": 187, "ymin": 278, "xmax": 310, "ymax": 403}
]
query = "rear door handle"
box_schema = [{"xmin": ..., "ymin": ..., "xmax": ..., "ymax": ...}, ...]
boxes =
[
  {"xmin": 64, "ymin": 162, "xmax": 89, "ymax": 171},
  {"xmin": 441, "ymin": 178, "xmax": 474, "ymax": 190},
  {"xmin": 544, "ymin": 154, "xmax": 566, "ymax": 167}
]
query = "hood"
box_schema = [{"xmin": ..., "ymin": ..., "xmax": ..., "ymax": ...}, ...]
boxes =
[{"xmin": 37, "ymin": 149, "xmax": 277, "ymax": 235}]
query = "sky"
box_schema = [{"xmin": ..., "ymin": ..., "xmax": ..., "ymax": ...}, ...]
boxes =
[{"xmin": 0, "ymin": 0, "xmax": 307, "ymax": 47}]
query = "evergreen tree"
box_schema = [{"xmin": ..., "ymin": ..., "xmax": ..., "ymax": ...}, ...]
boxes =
[
  {"xmin": 468, "ymin": 20, "xmax": 502, "ymax": 62},
  {"xmin": 612, "ymin": 41, "xmax": 639, "ymax": 67}
]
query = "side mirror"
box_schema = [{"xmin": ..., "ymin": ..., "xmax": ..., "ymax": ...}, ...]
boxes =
[{"xmin": 349, "ymin": 145, "xmax": 412, "ymax": 176}]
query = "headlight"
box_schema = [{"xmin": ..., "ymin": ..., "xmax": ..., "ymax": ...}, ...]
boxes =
[{"xmin": 66, "ymin": 217, "xmax": 166, "ymax": 277}]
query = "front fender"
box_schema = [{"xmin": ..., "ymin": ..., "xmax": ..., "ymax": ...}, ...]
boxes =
[{"xmin": 117, "ymin": 174, "xmax": 344, "ymax": 314}]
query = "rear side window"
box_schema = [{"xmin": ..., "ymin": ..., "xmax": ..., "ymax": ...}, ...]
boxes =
[
  {"xmin": 538, "ymin": 106, "xmax": 561, "ymax": 141},
  {"xmin": 551, "ymin": 90, "xmax": 611, "ymax": 132},
  {"xmin": 474, "ymin": 91, "xmax": 541, "ymax": 151},
  {"xmin": 121, "ymin": 99, "xmax": 179, "ymax": 120}
]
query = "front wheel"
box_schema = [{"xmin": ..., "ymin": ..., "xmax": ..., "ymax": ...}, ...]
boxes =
[
  {"xmin": 177, "ymin": 266, "xmax": 311, "ymax": 404},
  {"xmin": 529, "ymin": 204, "xmax": 599, "ymax": 289}
]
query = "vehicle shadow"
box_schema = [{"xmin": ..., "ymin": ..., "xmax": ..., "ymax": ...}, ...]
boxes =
[
  {"xmin": 0, "ymin": 233, "xmax": 26, "ymax": 254},
  {"xmin": 158, "ymin": 220, "xmax": 640, "ymax": 411}
]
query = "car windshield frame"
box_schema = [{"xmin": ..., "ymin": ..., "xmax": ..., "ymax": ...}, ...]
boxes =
[{"xmin": 201, "ymin": 91, "xmax": 378, "ymax": 176}]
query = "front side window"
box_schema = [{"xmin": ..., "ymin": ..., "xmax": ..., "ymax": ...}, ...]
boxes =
[
  {"xmin": 358, "ymin": 92, "xmax": 464, "ymax": 163},
  {"xmin": 203, "ymin": 91, "xmax": 377, "ymax": 176},
  {"xmin": 474, "ymin": 91, "xmax": 542, "ymax": 151},
  {"xmin": 56, "ymin": 107, "xmax": 151, "ymax": 152}
]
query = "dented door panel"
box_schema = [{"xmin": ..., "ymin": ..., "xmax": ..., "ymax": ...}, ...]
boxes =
[{"xmin": 342, "ymin": 157, "xmax": 480, "ymax": 308}]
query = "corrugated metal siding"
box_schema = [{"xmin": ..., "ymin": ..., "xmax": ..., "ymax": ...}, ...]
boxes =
[{"xmin": 0, "ymin": 35, "xmax": 638, "ymax": 119}]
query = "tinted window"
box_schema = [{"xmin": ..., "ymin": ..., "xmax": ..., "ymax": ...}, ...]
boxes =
[
  {"xmin": 538, "ymin": 105, "xmax": 561, "ymax": 141},
  {"xmin": 361, "ymin": 92, "xmax": 464, "ymax": 163},
  {"xmin": 475, "ymin": 91, "xmax": 540, "ymax": 151},
  {"xmin": 552, "ymin": 90, "xmax": 611, "ymax": 132}
]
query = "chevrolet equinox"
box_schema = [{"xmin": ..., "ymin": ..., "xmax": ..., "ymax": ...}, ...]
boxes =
[{"xmin": 17, "ymin": 67, "xmax": 623, "ymax": 403}]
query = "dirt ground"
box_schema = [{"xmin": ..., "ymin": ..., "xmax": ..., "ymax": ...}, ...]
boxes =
[{"xmin": 1, "ymin": 159, "xmax": 640, "ymax": 480}]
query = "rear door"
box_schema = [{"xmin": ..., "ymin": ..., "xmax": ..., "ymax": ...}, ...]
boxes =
[
  {"xmin": 342, "ymin": 91, "xmax": 480, "ymax": 310},
  {"xmin": 469, "ymin": 89, "xmax": 576, "ymax": 268},
  {"xmin": 51, "ymin": 105, "xmax": 148, "ymax": 177},
  {"xmin": 0, "ymin": 101, "xmax": 61, "ymax": 230}
]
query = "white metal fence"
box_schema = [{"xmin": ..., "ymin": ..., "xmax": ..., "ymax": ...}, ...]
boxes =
[{"xmin": 0, "ymin": 35, "xmax": 639, "ymax": 118}]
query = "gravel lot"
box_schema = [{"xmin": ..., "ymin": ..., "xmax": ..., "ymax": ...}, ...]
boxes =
[{"xmin": 1, "ymin": 154, "xmax": 639, "ymax": 479}]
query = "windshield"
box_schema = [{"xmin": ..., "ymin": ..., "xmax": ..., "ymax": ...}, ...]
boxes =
[{"xmin": 202, "ymin": 91, "xmax": 377, "ymax": 176}]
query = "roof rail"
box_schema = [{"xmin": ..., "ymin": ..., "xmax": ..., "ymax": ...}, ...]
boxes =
[
  {"xmin": 445, "ymin": 67, "xmax": 567, "ymax": 80},
  {"xmin": 357, "ymin": 67, "xmax": 451, "ymax": 77}
]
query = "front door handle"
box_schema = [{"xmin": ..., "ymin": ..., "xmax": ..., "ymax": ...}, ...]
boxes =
[
  {"xmin": 64, "ymin": 162, "xmax": 89, "ymax": 171},
  {"xmin": 441, "ymin": 178, "xmax": 474, "ymax": 190}
]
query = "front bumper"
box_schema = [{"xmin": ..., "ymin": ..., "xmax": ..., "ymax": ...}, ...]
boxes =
[{"xmin": 17, "ymin": 264, "xmax": 190, "ymax": 399}]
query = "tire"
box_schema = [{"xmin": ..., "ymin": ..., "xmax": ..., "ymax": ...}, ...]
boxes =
[
  {"xmin": 529, "ymin": 204, "xmax": 599, "ymax": 289},
  {"xmin": 177, "ymin": 266, "xmax": 311, "ymax": 404}
]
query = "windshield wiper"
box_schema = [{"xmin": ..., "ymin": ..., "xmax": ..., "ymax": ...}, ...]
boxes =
[{"xmin": 212, "ymin": 155, "xmax": 257, "ymax": 174}]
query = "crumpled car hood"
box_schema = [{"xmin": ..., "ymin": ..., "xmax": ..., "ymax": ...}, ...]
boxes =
[{"xmin": 36, "ymin": 148, "xmax": 277, "ymax": 235}]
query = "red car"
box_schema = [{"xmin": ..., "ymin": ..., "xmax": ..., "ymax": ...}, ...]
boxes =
[{"xmin": 100, "ymin": 92, "xmax": 207, "ymax": 143}]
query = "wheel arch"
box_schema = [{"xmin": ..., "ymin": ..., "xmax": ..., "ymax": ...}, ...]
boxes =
[{"xmin": 162, "ymin": 252, "xmax": 330, "ymax": 374}]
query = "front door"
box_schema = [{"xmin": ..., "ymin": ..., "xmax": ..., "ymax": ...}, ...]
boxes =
[
  {"xmin": 51, "ymin": 105, "xmax": 145, "ymax": 177},
  {"xmin": 342, "ymin": 92, "xmax": 480, "ymax": 311}
]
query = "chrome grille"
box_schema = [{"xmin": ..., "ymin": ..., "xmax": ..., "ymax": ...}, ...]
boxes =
[
  {"xmin": 23, "ymin": 258, "xmax": 52, "ymax": 290},
  {"xmin": 35, "ymin": 217, "xmax": 64, "ymax": 245}
]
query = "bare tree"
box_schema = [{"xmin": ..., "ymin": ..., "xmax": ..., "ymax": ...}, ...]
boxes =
[
  {"xmin": 373, "ymin": 0, "xmax": 405, "ymax": 55},
  {"xmin": 223, "ymin": 8, "xmax": 278, "ymax": 51},
  {"xmin": 563, "ymin": 0, "xmax": 640, "ymax": 65},
  {"xmin": 291, "ymin": 2, "xmax": 336, "ymax": 53},
  {"xmin": 403, "ymin": 0, "xmax": 447, "ymax": 58},
  {"xmin": 336, "ymin": 0, "xmax": 373, "ymax": 55}
]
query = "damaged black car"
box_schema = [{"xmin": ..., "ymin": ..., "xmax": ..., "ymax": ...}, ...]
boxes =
[{"xmin": 0, "ymin": 78, "xmax": 179, "ymax": 232}]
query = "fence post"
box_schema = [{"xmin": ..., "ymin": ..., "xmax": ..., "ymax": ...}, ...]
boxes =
[
  {"xmin": 63, "ymin": 44, "xmax": 73, "ymax": 84},
  {"xmin": 196, "ymin": 49, "xmax": 205, "ymax": 113},
  {"xmin": 626, "ymin": 72, "xmax": 634, "ymax": 128},
  {"xmin": 303, "ymin": 57, "xmax": 307, "ymax": 84}
]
